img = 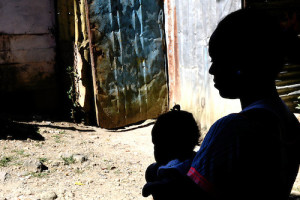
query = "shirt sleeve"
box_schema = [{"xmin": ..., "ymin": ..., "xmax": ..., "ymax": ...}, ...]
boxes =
[{"xmin": 187, "ymin": 113, "xmax": 251, "ymax": 195}]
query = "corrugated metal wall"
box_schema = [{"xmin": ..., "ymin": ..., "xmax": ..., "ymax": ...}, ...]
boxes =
[
  {"xmin": 85, "ymin": 0, "xmax": 168, "ymax": 128},
  {"xmin": 244, "ymin": 0, "xmax": 300, "ymax": 113},
  {"xmin": 165, "ymin": 0, "xmax": 241, "ymax": 131},
  {"xmin": 0, "ymin": 0, "xmax": 57, "ymax": 113}
]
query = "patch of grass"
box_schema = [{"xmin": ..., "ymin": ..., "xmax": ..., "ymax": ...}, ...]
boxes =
[
  {"xmin": 113, "ymin": 169, "xmax": 121, "ymax": 175},
  {"xmin": 75, "ymin": 168, "xmax": 84, "ymax": 174},
  {"xmin": 62, "ymin": 156, "xmax": 75, "ymax": 165},
  {"xmin": 12, "ymin": 149, "xmax": 24, "ymax": 154},
  {"xmin": 35, "ymin": 142, "xmax": 44, "ymax": 147},
  {"xmin": 27, "ymin": 172, "xmax": 49, "ymax": 178},
  {"xmin": 39, "ymin": 157, "xmax": 48, "ymax": 163},
  {"xmin": 11, "ymin": 149, "xmax": 29, "ymax": 157},
  {"xmin": 52, "ymin": 134, "xmax": 62, "ymax": 143},
  {"xmin": 12, "ymin": 149, "xmax": 30, "ymax": 157},
  {"xmin": 0, "ymin": 156, "xmax": 13, "ymax": 167},
  {"xmin": 14, "ymin": 161, "xmax": 23, "ymax": 166},
  {"xmin": 59, "ymin": 131, "xmax": 66, "ymax": 135}
]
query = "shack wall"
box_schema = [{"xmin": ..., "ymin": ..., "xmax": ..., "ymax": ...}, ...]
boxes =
[
  {"xmin": 165, "ymin": 0, "xmax": 241, "ymax": 131},
  {"xmin": 244, "ymin": 0, "xmax": 300, "ymax": 113},
  {"xmin": 0, "ymin": 0, "xmax": 58, "ymax": 114},
  {"xmin": 85, "ymin": 0, "xmax": 169, "ymax": 128}
]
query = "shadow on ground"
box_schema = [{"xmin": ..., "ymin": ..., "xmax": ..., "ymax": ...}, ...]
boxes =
[
  {"xmin": 290, "ymin": 194, "xmax": 300, "ymax": 200},
  {"xmin": 37, "ymin": 124, "xmax": 95, "ymax": 132},
  {"xmin": 108, "ymin": 120, "xmax": 155, "ymax": 132},
  {"xmin": 0, "ymin": 119, "xmax": 44, "ymax": 141}
]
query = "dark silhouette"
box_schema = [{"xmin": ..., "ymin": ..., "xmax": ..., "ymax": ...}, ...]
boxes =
[
  {"xmin": 143, "ymin": 105, "xmax": 200, "ymax": 199},
  {"xmin": 143, "ymin": 9, "xmax": 300, "ymax": 200},
  {"xmin": 150, "ymin": 104, "xmax": 200, "ymax": 166}
]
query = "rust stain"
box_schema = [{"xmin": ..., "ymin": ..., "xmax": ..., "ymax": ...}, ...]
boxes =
[
  {"xmin": 84, "ymin": 0, "xmax": 99, "ymax": 125},
  {"xmin": 166, "ymin": 0, "xmax": 180, "ymax": 107},
  {"xmin": 173, "ymin": 7, "xmax": 180, "ymax": 104},
  {"xmin": 166, "ymin": 0, "xmax": 175, "ymax": 106}
]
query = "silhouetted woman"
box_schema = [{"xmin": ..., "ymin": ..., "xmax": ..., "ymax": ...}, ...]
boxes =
[{"xmin": 143, "ymin": 9, "xmax": 300, "ymax": 200}]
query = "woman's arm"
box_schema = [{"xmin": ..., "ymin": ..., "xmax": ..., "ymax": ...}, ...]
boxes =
[{"xmin": 143, "ymin": 168, "xmax": 212, "ymax": 199}]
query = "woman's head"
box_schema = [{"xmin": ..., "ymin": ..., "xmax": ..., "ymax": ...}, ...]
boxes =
[
  {"xmin": 151, "ymin": 105, "xmax": 200, "ymax": 165},
  {"xmin": 209, "ymin": 9, "xmax": 284, "ymax": 99}
]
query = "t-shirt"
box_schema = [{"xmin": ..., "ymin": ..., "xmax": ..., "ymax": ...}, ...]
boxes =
[{"xmin": 187, "ymin": 98, "xmax": 300, "ymax": 200}]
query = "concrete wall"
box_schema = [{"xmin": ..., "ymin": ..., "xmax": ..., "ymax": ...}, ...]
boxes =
[{"xmin": 0, "ymin": 0, "xmax": 58, "ymax": 114}]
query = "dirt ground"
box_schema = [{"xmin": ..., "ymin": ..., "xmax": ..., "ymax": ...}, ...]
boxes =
[{"xmin": 0, "ymin": 119, "xmax": 300, "ymax": 200}]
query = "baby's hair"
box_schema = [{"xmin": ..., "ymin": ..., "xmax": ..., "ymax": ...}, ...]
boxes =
[{"xmin": 170, "ymin": 104, "xmax": 181, "ymax": 111}]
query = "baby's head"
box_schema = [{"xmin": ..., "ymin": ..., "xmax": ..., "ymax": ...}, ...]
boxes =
[{"xmin": 151, "ymin": 105, "xmax": 200, "ymax": 165}]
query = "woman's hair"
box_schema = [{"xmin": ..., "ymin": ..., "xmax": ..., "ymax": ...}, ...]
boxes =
[
  {"xmin": 152, "ymin": 105, "xmax": 200, "ymax": 159},
  {"xmin": 209, "ymin": 8, "xmax": 285, "ymax": 80}
]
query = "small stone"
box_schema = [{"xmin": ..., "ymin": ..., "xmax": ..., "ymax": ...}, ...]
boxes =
[
  {"xmin": 0, "ymin": 171, "xmax": 10, "ymax": 182},
  {"xmin": 23, "ymin": 159, "xmax": 48, "ymax": 173},
  {"xmin": 40, "ymin": 191, "xmax": 57, "ymax": 200},
  {"xmin": 91, "ymin": 136, "xmax": 99, "ymax": 139},
  {"xmin": 45, "ymin": 121, "xmax": 52, "ymax": 125},
  {"xmin": 24, "ymin": 189, "xmax": 32, "ymax": 195},
  {"xmin": 98, "ymin": 174, "xmax": 107, "ymax": 179},
  {"xmin": 50, "ymin": 160, "xmax": 63, "ymax": 167},
  {"xmin": 73, "ymin": 154, "xmax": 87, "ymax": 163},
  {"xmin": 58, "ymin": 189, "xmax": 66, "ymax": 195},
  {"xmin": 59, "ymin": 152, "xmax": 72, "ymax": 158},
  {"xmin": 88, "ymin": 180, "xmax": 94, "ymax": 184},
  {"xmin": 6, "ymin": 135, "xmax": 13, "ymax": 140},
  {"xmin": 49, "ymin": 130, "xmax": 59, "ymax": 134},
  {"xmin": 65, "ymin": 191, "xmax": 75, "ymax": 198},
  {"xmin": 18, "ymin": 171, "xmax": 28, "ymax": 177}
]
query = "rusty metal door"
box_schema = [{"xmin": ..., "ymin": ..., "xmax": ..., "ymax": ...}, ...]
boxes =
[{"xmin": 85, "ymin": 0, "xmax": 168, "ymax": 128}]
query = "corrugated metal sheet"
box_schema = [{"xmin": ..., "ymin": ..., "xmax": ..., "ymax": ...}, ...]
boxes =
[
  {"xmin": 244, "ymin": 0, "xmax": 300, "ymax": 113},
  {"xmin": 85, "ymin": 0, "xmax": 168, "ymax": 128},
  {"xmin": 164, "ymin": 0, "xmax": 180, "ymax": 106},
  {"xmin": 165, "ymin": 0, "xmax": 241, "ymax": 131},
  {"xmin": 277, "ymin": 65, "xmax": 300, "ymax": 112},
  {"xmin": 0, "ymin": 0, "xmax": 57, "ymax": 112}
]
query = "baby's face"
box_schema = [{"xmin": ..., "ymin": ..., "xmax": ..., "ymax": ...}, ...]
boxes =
[
  {"xmin": 153, "ymin": 143, "xmax": 171, "ymax": 165},
  {"xmin": 151, "ymin": 122, "xmax": 180, "ymax": 165},
  {"xmin": 152, "ymin": 136, "xmax": 179, "ymax": 165}
]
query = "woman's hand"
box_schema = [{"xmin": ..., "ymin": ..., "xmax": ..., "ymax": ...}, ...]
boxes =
[{"xmin": 142, "ymin": 169, "xmax": 211, "ymax": 199}]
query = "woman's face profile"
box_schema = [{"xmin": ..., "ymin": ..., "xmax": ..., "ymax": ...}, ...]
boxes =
[{"xmin": 208, "ymin": 44, "xmax": 243, "ymax": 99}]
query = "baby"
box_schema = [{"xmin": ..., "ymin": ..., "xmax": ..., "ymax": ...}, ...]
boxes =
[{"xmin": 145, "ymin": 105, "xmax": 200, "ymax": 183}]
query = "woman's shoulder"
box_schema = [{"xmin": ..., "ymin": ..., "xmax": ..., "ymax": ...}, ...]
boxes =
[
  {"xmin": 202, "ymin": 113, "xmax": 251, "ymax": 146},
  {"xmin": 211, "ymin": 113, "xmax": 249, "ymax": 131}
]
